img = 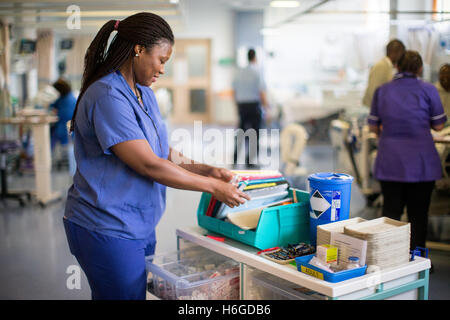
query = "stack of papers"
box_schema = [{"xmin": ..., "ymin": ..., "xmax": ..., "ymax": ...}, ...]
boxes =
[
  {"xmin": 330, "ymin": 232, "xmax": 367, "ymax": 266},
  {"xmin": 316, "ymin": 218, "xmax": 367, "ymax": 247},
  {"xmin": 206, "ymin": 170, "xmax": 292, "ymax": 230},
  {"xmin": 343, "ymin": 217, "xmax": 411, "ymax": 269}
]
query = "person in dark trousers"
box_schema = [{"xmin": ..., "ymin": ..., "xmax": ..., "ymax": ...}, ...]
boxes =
[
  {"xmin": 368, "ymin": 50, "xmax": 447, "ymax": 251},
  {"xmin": 63, "ymin": 12, "xmax": 249, "ymax": 300},
  {"xmin": 50, "ymin": 78, "xmax": 76, "ymax": 149},
  {"xmin": 232, "ymin": 48, "xmax": 270, "ymax": 168}
]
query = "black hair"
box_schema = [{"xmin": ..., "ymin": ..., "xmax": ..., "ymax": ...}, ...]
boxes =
[
  {"xmin": 53, "ymin": 78, "xmax": 71, "ymax": 96},
  {"xmin": 386, "ymin": 39, "xmax": 406, "ymax": 65},
  {"xmin": 397, "ymin": 50, "xmax": 423, "ymax": 75},
  {"xmin": 248, "ymin": 48, "xmax": 256, "ymax": 62},
  {"xmin": 70, "ymin": 12, "xmax": 174, "ymax": 132},
  {"xmin": 439, "ymin": 63, "xmax": 450, "ymax": 92}
]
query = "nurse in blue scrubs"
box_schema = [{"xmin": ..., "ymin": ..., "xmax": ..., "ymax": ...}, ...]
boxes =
[
  {"xmin": 49, "ymin": 78, "xmax": 76, "ymax": 149},
  {"xmin": 63, "ymin": 12, "xmax": 250, "ymax": 300}
]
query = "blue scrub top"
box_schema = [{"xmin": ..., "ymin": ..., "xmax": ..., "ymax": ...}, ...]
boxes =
[
  {"xmin": 64, "ymin": 71, "xmax": 170, "ymax": 240},
  {"xmin": 50, "ymin": 93, "xmax": 76, "ymax": 145},
  {"xmin": 368, "ymin": 72, "xmax": 447, "ymax": 182}
]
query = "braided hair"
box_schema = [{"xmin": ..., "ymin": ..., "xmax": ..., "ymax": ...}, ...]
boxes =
[{"xmin": 70, "ymin": 12, "xmax": 174, "ymax": 132}]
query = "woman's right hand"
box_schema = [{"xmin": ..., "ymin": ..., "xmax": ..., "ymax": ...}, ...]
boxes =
[{"xmin": 211, "ymin": 179, "xmax": 250, "ymax": 208}]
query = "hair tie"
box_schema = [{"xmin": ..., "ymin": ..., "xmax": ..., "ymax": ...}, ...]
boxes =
[{"xmin": 114, "ymin": 20, "xmax": 120, "ymax": 31}]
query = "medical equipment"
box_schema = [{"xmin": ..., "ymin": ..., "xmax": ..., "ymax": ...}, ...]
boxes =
[
  {"xmin": 280, "ymin": 123, "xmax": 308, "ymax": 176},
  {"xmin": 329, "ymin": 117, "xmax": 380, "ymax": 206}
]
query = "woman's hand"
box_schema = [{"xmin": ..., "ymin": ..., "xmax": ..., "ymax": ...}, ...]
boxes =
[
  {"xmin": 207, "ymin": 166, "xmax": 235, "ymax": 182},
  {"xmin": 208, "ymin": 166, "xmax": 250, "ymax": 208},
  {"xmin": 212, "ymin": 179, "xmax": 250, "ymax": 208}
]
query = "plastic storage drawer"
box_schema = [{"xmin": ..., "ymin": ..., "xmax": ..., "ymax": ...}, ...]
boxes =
[
  {"xmin": 197, "ymin": 188, "xmax": 310, "ymax": 250},
  {"xmin": 245, "ymin": 266, "xmax": 327, "ymax": 300},
  {"xmin": 146, "ymin": 246, "xmax": 240, "ymax": 300}
]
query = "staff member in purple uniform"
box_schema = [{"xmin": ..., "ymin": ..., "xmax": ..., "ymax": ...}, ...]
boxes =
[
  {"xmin": 368, "ymin": 50, "xmax": 447, "ymax": 250},
  {"xmin": 63, "ymin": 12, "xmax": 249, "ymax": 300}
]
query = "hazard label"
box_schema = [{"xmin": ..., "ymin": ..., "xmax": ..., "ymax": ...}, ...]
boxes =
[{"xmin": 309, "ymin": 190, "xmax": 331, "ymax": 219}]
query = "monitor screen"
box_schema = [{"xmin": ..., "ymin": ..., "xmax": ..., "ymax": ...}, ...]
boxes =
[
  {"xmin": 19, "ymin": 39, "xmax": 36, "ymax": 54},
  {"xmin": 60, "ymin": 39, "xmax": 73, "ymax": 50}
]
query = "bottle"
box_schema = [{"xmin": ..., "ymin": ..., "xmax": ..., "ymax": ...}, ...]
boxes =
[{"xmin": 346, "ymin": 256, "xmax": 360, "ymax": 270}]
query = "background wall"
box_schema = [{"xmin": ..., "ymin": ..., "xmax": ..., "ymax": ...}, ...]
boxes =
[
  {"xmin": 262, "ymin": 0, "xmax": 390, "ymax": 104},
  {"xmin": 174, "ymin": 0, "xmax": 237, "ymax": 125}
]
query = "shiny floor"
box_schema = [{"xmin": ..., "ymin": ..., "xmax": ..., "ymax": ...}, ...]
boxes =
[{"xmin": 0, "ymin": 135, "xmax": 449, "ymax": 299}]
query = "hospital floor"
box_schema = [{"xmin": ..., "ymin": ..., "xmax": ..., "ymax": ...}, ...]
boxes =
[{"xmin": 0, "ymin": 137, "xmax": 449, "ymax": 299}]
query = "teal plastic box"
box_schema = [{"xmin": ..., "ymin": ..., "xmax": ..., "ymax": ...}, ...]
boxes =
[{"xmin": 197, "ymin": 188, "xmax": 311, "ymax": 250}]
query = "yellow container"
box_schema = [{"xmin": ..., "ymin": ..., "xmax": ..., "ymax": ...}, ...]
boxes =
[{"xmin": 316, "ymin": 244, "xmax": 338, "ymax": 264}]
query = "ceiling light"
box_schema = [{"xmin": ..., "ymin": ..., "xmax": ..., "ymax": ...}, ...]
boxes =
[{"xmin": 270, "ymin": 1, "xmax": 300, "ymax": 8}]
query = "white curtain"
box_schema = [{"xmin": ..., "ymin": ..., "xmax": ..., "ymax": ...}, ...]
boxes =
[{"xmin": 407, "ymin": 26, "xmax": 439, "ymax": 81}]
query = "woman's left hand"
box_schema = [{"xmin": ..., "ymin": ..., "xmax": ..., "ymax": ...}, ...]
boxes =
[{"xmin": 208, "ymin": 167, "xmax": 235, "ymax": 183}]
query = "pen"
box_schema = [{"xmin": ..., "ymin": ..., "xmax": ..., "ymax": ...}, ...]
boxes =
[{"xmin": 257, "ymin": 247, "xmax": 280, "ymax": 255}]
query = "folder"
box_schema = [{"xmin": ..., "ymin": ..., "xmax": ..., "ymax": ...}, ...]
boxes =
[
  {"xmin": 231, "ymin": 170, "xmax": 283, "ymax": 182},
  {"xmin": 214, "ymin": 189, "xmax": 289, "ymax": 220},
  {"xmin": 227, "ymin": 198, "xmax": 294, "ymax": 230},
  {"xmin": 244, "ymin": 183, "xmax": 277, "ymax": 191},
  {"xmin": 245, "ymin": 177, "xmax": 286, "ymax": 185},
  {"xmin": 212, "ymin": 171, "xmax": 290, "ymax": 220},
  {"xmin": 244, "ymin": 183, "xmax": 289, "ymax": 199},
  {"xmin": 211, "ymin": 198, "xmax": 222, "ymax": 218},
  {"xmin": 205, "ymin": 197, "xmax": 217, "ymax": 217},
  {"xmin": 244, "ymin": 180, "xmax": 288, "ymax": 191}
]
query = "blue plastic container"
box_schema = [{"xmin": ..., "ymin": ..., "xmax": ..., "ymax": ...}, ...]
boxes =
[
  {"xmin": 295, "ymin": 254, "xmax": 367, "ymax": 283},
  {"xmin": 307, "ymin": 172, "xmax": 354, "ymax": 247}
]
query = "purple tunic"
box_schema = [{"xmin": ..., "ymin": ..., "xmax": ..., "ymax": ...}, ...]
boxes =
[{"xmin": 368, "ymin": 72, "xmax": 447, "ymax": 182}]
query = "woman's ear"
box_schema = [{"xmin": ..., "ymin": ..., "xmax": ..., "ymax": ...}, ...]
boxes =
[{"xmin": 133, "ymin": 44, "xmax": 144, "ymax": 57}]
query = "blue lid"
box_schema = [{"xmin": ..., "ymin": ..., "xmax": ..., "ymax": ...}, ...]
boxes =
[
  {"xmin": 308, "ymin": 172, "xmax": 354, "ymax": 184},
  {"xmin": 348, "ymin": 256, "xmax": 359, "ymax": 262}
]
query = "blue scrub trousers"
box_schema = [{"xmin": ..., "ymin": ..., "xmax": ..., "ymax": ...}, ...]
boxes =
[{"xmin": 63, "ymin": 218, "xmax": 156, "ymax": 300}]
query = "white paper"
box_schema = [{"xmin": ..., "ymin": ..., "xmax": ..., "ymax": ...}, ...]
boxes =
[{"xmin": 330, "ymin": 232, "xmax": 367, "ymax": 266}]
